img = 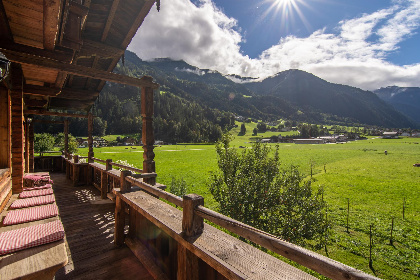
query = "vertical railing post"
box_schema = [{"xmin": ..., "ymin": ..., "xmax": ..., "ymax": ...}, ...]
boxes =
[
  {"xmin": 114, "ymin": 195, "xmax": 126, "ymax": 246},
  {"xmin": 88, "ymin": 112, "xmax": 94, "ymax": 163},
  {"xmin": 73, "ymin": 155, "xmax": 79, "ymax": 187},
  {"xmin": 28, "ymin": 120, "xmax": 34, "ymax": 172},
  {"xmin": 141, "ymin": 77, "xmax": 156, "ymax": 185},
  {"xmin": 120, "ymin": 170, "xmax": 132, "ymax": 192},
  {"xmin": 106, "ymin": 159, "xmax": 112, "ymax": 170},
  {"xmin": 100, "ymin": 169, "xmax": 108, "ymax": 199},
  {"xmin": 24, "ymin": 118, "xmax": 29, "ymax": 173},
  {"xmin": 10, "ymin": 63, "xmax": 24, "ymax": 194},
  {"xmin": 64, "ymin": 119, "xmax": 69, "ymax": 155},
  {"xmin": 178, "ymin": 194, "xmax": 204, "ymax": 280}
]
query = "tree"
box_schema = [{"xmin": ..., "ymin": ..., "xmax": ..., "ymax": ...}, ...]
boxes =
[
  {"xmin": 257, "ymin": 122, "xmax": 267, "ymax": 133},
  {"xmin": 209, "ymin": 133, "xmax": 329, "ymax": 246},
  {"xmin": 55, "ymin": 133, "xmax": 78, "ymax": 154},
  {"xmin": 34, "ymin": 133, "xmax": 55, "ymax": 155},
  {"xmin": 239, "ymin": 123, "xmax": 246, "ymax": 136}
]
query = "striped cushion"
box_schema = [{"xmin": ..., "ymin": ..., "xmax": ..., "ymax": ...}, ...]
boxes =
[
  {"xmin": 19, "ymin": 188, "xmax": 54, "ymax": 199},
  {"xmin": 10, "ymin": 195, "xmax": 55, "ymax": 209},
  {"xmin": 23, "ymin": 183, "xmax": 52, "ymax": 191},
  {"xmin": 0, "ymin": 220, "xmax": 65, "ymax": 255},
  {"xmin": 3, "ymin": 204, "xmax": 59, "ymax": 226}
]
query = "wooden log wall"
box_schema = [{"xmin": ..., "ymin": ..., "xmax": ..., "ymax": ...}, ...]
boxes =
[
  {"xmin": 10, "ymin": 63, "xmax": 24, "ymax": 194},
  {"xmin": 0, "ymin": 85, "xmax": 10, "ymax": 169},
  {"xmin": 28, "ymin": 122, "xmax": 34, "ymax": 172}
]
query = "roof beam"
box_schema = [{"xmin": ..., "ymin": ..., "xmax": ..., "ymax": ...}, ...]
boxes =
[
  {"xmin": 58, "ymin": 88, "xmax": 99, "ymax": 100},
  {"xmin": 23, "ymin": 84, "xmax": 61, "ymax": 97},
  {"xmin": 0, "ymin": 41, "xmax": 74, "ymax": 63},
  {"xmin": 3, "ymin": 49, "xmax": 159, "ymax": 89},
  {"xmin": 101, "ymin": 0, "xmax": 120, "ymax": 42},
  {"xmin": 24, "ymin": 109, "xmax": 89, "ymax": 118},
  {"xmin": 43, "ymin": 0, "xmax": 62, "ymax": 50},
  {"xmin": 0, "ymin": 0, "xmax": 13, "ymax": 42},
  {"xmin": 78, "ymin": 39, "xmax": 125, "ymax": 59}
]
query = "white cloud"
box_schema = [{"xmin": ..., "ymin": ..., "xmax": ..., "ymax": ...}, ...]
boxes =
[{"xmin": 129, "ymin": 0, "xmax": 420, "ymax": 91}]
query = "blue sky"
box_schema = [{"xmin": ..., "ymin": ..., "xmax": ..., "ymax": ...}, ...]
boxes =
[{"xmin": 129, "ymin": 0, "xmax": 420, "ymax": 90}]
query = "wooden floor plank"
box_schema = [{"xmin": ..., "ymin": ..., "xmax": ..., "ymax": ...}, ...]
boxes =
[{"xmin": 51, "ymin": 173, "xmax": 153, "ymax": 280}]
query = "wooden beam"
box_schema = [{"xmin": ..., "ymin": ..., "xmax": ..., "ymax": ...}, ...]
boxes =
[
  {"xmin": 120, "ymin": 0, "xmax": 156, "ymax": 49},
  {"xmin": 3, "ymin": 49, "xmax": 159, "ymax": 89},
  {"xmin": 43, "ymin": 0, "xmax": 62, "ymax": 50},
  {"xmin": 23, "ymin": 84, "xmax": 61, "ymax": 97},
  {"xmin": 32, "ymin": 119, "xmax": 64, "ymax": 124},
  {"xmin": 24, "ymin": 110, "xmax": 89, "ymax": 118},
  {"xmin": 0, "ymin": 0, "xmax": 13, "ymax": 42},
  {"xmin": 101, "ymin": 0, "xmax": 120, "ymax": 42},
  {"xmin": 58, "ymin": 88, "xmax": 99, "ymax": 100},
  {"xmin": 24, "ymin": 98, "xmax": 48, "ymax": 108},
  {"xmin": 0, "ymin": 41, "xmax": 74, "ymax": 63},
  {"xmin": 78, "ymin": 39, "xmax": 124, "ymax": 58}
]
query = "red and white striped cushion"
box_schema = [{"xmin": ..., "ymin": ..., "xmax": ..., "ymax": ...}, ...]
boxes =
[
  {"xmin": 10, "ymin": 195, "xmax": 55, "ymax": 209},
  {"xmin": 19, "ymin": 188, "xmax": 54, "ymax": 199},
  {"xmin": 3, "ymin": 204, "xmax": 59, "ymax": 226},
  {"xmin": 0, "ymin": 220, "xmax": 65, "ymax": 255},
  {"xmin": 23, "ymin": 183, "xmax": 52, "ymax": 191}
]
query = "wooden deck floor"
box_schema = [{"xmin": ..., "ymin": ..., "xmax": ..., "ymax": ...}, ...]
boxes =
[{"xmin": 51, "ymin": 173, "xmax": 154, "ymax": 280}]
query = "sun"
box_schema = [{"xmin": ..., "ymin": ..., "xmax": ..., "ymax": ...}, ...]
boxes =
[{"xmin": 261, "ymin": 0, "xmax": 312, "ymax": 33}]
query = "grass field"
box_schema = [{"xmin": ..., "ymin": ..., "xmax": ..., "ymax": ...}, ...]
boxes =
[{"xmin": 75, "ymin": 124, "xmax": 420, "ymax": 279}]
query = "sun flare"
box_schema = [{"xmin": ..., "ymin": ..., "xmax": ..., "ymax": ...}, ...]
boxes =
[{"xmin": 262, "ymin": 0, "xmax": 312, "ymax": 33}]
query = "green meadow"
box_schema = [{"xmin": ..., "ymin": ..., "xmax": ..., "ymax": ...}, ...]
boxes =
[{"xmin": 75, "ymin": 125, "xmax": 420, "ymax": 279}]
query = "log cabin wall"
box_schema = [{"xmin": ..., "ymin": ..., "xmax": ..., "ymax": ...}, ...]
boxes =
[{"xmin": 0, "ymin": 85, "xmax": 12, "ymax": 212}]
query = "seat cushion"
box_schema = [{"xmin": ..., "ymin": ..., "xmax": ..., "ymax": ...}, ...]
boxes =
[
  {"xmin": 10, "ymin": 195, "xmax": 55, "ymax": 209},
  {"xmin": 0, "ymin": 220, "xmax": 65, "ymax": 255},
  {"xmin": 23, "ymin": 183, "xmax": 53, "ymax": 191},
  {"xmin": 19, "ymin": 188, "xmax": 54, "ymax": 199},
  {"xmin": 3, "ymin": 204, "xmax": 59, "ymax": 226}
]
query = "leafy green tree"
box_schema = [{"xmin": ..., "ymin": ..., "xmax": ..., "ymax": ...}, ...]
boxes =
[
  {"xmin": 209, "ymin": 133, "xmax": 329, "ymax": 246},
  {"xmin": 34, "ymin": 133, "xmax": 55, "ymax": 155},
  {"xmin": 252, "ymin": 128, "xmax": 258, "ymax": 136},
  {"xmin": 257, "ymin": 122, "xmax": 267, "ymax": 133},
  {"xmin": 55, "ymin": 133, "xmax": 78, "ymax": 154}
]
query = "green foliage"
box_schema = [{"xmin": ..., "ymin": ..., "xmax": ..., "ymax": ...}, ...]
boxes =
[
  {"xmin": 55, "ymin": 133, "xmax": 78, "ymax": 154},
  {"xmin": 169, "ymin": 177, "xmax": 189, "ymax": 197},
  {"xmin": 34, "ymin": 133, "xmax": 55, "ymax": 155},
  {"xmin": 239, "ymin": 123, "xmax": 246, "ymax": 136},
  {"xmin": 209, "ymin": 133, "xmax": 328, "ymax": 246}
]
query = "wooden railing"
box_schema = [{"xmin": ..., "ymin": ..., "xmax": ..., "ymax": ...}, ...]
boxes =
[
  {"xmin": 38, "ymin": 155, "xmax": 379, "ymax": 280},
  {"xmin": 114, "ymin": 175, "xmax": 379, "ymax": 280}
]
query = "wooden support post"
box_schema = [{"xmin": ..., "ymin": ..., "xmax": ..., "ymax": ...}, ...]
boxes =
[
  {"xmin": 10, "ymin": 63, "xmax": 24, "ymax": 194},
  {"xmin": 141, "ymin": 77, "xmax": 156, "ymax": 185},
  {"xmin": 120, "ymin": 170, "xmax": 132, "ymax": 192},
  {"xmin": 106, "ymin": 159, "xmax": 112, "ymax": 170},
  {"xmin": 0, "ymin": 86, "xmax": 10, "ymax": 169},
  {"xmin": 182, "ymin": 194, "xmax": 204, "ymax": 237},
  {"xmin": 101, "ymin": 169, "xmax": 108, "ymax": 199},
  {"xmin": 24, "ymin": 118, "xmax": 29, "ymax": 173},
  {"xmin": 28, "ymin": 121, "xmax": 34, "ymax": 172},
  {"xmin": 114, "ymin": 195, "xmax": 126, "ymax": 246},
  {"xmin": 72, "ymin": 155, "xmax": 79, "ymax": 187},
  {"xmin": 88, "ymin": 112, "xmax": 94, "ymax": 162},
  {"xmin": 64, "ymin": 119, "xmax": 69, "ymax": 154},
  {"xmin": 66, "ymin": 158, "xmax": 70, "ymax": 180}
]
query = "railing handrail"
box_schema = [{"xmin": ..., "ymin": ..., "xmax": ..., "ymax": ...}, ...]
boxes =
[
  {"xmin": 91, "ymin": 157, "xmax": 106, "ymax": 164},
  {"xmin": 126, "ymin": 176, "xmax": 182, "ymax": 207},
  {"xmin": 110, "ymin": 162, "xmax": 143, "ymax": 174},
  {"xmin": 194, "ymin": 206, "xmax": 377, "ymax": 280}
]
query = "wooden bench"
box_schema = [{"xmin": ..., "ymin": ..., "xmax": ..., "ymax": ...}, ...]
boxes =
[{"xmin": 0, "ymin": 192, "xmax": 68, "ymax": 280}]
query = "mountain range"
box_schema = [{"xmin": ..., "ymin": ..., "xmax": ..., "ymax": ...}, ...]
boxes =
[{"xmin": 119, "ymin": 51, "xmax": 418, "ymax": 128}]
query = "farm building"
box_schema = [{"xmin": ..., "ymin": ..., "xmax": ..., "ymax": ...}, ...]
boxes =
[
  {"xmin": 293, "ymin": 139, "xmax": 325, "ymax": 144},
  {"xmin": 382, "ymin": 131, "xmax": 399, "ymax": 139},
  {"xmin": 0, "ymin": 1, "xmax": 378, "ymax": 280}
]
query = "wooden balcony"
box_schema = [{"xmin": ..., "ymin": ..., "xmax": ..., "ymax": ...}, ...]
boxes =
[
  {"xmin": 35, "ymin": 172, "xmax": 154, "ymax": 280},
  {"xmin": 28, "ymin": 155, "xmax": 379, "ymax": 280}
]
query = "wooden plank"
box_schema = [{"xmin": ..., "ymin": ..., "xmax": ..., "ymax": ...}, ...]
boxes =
[
  {"xmin": 79, "ymin": 39, "xmax": 124, "ymax": 58},
  {"xmin": 43, "ymin": 0, "xmax": 61, "ymax": 50},
  {"xmin": 2, "ymin": 49, "xmax": 159, "ymax": 88},
  {"xmin": 58, "ymin": 88, "xmax": 100, "ymax": 100},
  {"xmin": 0, "ymin": 0, "xmax": 13, "ymax": 41},
  {"xmin": 114, "ymin": 195, "xmax": 126, "ymax": 246},
  {"xmin": 119, "ymin": 190, "xmax": 319, "ymax": 280},
  {"xmin": 0, "ymin": 87, "xmax": 10, "ymax": 168}
]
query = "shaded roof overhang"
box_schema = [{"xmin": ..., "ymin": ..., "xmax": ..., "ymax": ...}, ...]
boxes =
[{"xmin": 0, "ymin": 0, "xmax": 158, "ymax": 114}]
